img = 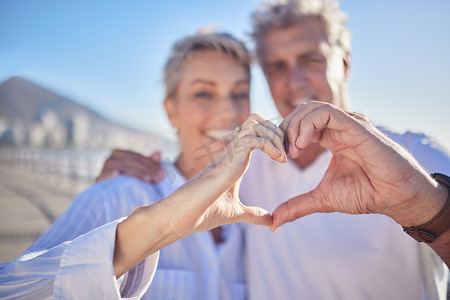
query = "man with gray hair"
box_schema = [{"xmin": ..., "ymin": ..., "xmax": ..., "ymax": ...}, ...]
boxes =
[
  {"xmin": 239, "ymin": 0, "xmax": 449, "ymax": 299},
  {"xmin": 96, "ymin": 0, "xmax": 450, "ymax": 299}
]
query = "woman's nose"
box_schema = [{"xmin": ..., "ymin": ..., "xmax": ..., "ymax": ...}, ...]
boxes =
[{"xmin": 215, "ymin": 96, "xmax": 239, "ymax": 123}]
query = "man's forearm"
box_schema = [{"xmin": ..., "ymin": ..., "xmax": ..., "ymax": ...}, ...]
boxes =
[{"xmin": 395, "ymin": 180, "xmax": 450, "ymax": 267}]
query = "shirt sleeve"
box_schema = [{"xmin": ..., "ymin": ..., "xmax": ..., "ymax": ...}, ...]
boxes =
[
  {"xmin": 0, "ymin": 219, "xmax": 159, "ymax": 300},
  {"xmin": 408, "ymin": 134, "xmax": 450, "ymax": 174},
  {"xmin": 382, "ymin": 128, "xmax": 450, "ymax": 174},
  {"xmin": 26, "ymin": 185, "xmax": 123, "ymax": 253}
]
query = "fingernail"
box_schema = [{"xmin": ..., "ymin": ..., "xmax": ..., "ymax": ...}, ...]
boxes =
[
  {"xmin": 295, "ymin": 136, "xmax": 301, "ymax": 148},
  {"xmin": 283, "ymin": 152, "xmax": 287, "ymax": 162},
  {"xmin": 275, "ymin": 147, "xmax": 282, "ymax": 156},
  {"xmin": 288, "ymin": 144, "xmax": 293, "ymax": 156}
]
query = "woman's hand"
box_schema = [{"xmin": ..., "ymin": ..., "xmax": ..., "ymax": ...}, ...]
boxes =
[
  {"xmin": 168, "ymin": 113, "xmax": 287, "ymax": 234},
  {"xmin": 114, "ymin": 113, "xmax": 286, "ymax": 277}
]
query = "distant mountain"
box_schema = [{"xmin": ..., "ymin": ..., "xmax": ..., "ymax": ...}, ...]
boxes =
[
  {"xmin": 0, "ymin": 76, "xmax": 120, "ymax": 128},
  {"xmin": 0, "ymin": 76, "xmax": 175, "ymax": 153}
]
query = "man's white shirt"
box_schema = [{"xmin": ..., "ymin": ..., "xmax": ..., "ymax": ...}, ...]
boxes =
[
  {"xmin": 240, "ymin": 128, "xmax": 450, "ymax": 300},
  {"xmin": 1, "ymin": 128, "xmax": 449, "ymax": 299}
]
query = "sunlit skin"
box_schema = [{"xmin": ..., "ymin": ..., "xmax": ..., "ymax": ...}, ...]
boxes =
[
  {"xmin": 165, "ymin": 50, "xmax": 251, "ymax": 180},
  {"xmin": 164, "ymin": 51, "xmax": 251, "ymax": 243},
  {"xmin": 262, "ymin": 17, "xmax": 350, "ymax": 168},
  {"xmin": 105, "ymin": 21, "xmax": 450, "ymax": 277}
]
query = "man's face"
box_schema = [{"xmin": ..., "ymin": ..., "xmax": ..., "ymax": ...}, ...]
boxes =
[{"xmin": 262, "ymin": 17, "xmax": 349, "ymax": 118}]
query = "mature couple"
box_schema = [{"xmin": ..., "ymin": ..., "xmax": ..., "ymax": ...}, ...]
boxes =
[{"xmin": 1, "ymin": 0, "xmax": 450, "ymax": 299}]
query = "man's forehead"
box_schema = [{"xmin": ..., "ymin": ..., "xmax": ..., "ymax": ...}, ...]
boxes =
[
  {"xmin": 264, "ymin": 17, "xmax": 327, "ymax": 48},
  {"xmin": 263, "ymin": 19, "xmax": 328, "ymax": 58}
]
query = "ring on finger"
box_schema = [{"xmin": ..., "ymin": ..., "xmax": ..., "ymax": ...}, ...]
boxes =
[{"xmin": 232, "ymin": 126, "xmax": 242, "ymax": 136}]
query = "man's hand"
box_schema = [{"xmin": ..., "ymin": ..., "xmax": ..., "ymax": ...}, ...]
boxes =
[
  {"xmin": 273, "ymin": 101, "xmax": 447, "ymax": 232},
  {"xmin": 95, "ymin": 149, "xmax": 165, "ymax": 183}
]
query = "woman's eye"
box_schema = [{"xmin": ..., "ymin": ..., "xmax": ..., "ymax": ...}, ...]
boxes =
[{"xmin": 195, "ymin": 91, "xmax": 213, "ymax": 99}]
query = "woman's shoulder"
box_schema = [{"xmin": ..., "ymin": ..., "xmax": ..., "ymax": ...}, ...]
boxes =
[{"xmin": 93, "ymin": 175, "xmax": 175, "ymax": 199}]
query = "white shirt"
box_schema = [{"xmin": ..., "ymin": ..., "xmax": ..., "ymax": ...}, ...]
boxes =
[
  {"xmin": 240, "ymin": 129, "xmax": 450, "ymax": 300},
  {"xmin": 0, "ymin": 166, "xmax": 246, "ymax": 300}
]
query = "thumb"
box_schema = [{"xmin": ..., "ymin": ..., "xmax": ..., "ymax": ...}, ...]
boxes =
[
  {"xmin": 149, "ymin": 151, "xmax": 161, "ymax": 163},
  {"xmin": 238, "ymin": 205, "xmax": 273, "ymax": 228},
  {"xmin": 271, "ymin": 191, "xmax": 319, "ymax": 232},
  {"xmin": 95, "ymin": 169, "xmax": 121, "ymax": 183}
]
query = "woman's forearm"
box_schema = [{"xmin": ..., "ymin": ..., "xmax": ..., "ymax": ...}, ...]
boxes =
[
  {"xmin": 112, "ymin": 115, "xmax": 283, "ymax": 278},
  {"xmin": 113, "ymin": 202, "xmax": 179, "ymax": 278},
  {"xmin": 112, "ymin": 162, "xmax": 238, "ymax": 278}
]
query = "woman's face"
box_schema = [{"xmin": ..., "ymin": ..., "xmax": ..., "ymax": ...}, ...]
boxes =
[{"xmin": 165, "ymin": 50, "xmax": 250, "ymax": 175}]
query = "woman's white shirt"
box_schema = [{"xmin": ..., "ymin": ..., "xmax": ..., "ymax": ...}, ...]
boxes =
[{"xmin": 0, "ymin": 165, "xmax": 246, "ymax": 300}]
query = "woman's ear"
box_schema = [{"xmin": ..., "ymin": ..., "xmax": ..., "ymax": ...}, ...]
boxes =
[
  {"xmin": 164, "ymin": 97, "xmax": 179, "ymax": 129},
  {"xmin": 343, "ymin": 51, "xmax": 352, "ymax": 81}
]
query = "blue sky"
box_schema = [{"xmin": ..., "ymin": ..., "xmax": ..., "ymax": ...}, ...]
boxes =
[{"xmin": 1, "ymin": 0, "xmax": 449, "ymax": 150}]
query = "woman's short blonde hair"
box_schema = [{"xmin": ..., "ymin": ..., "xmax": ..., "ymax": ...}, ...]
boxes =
[
  {"xmin": 252, "ymin": 0, "xmax": 351, "ymax": 65},
  {"xmin": 164, "ymin": 32, "xmax": 251, "ymax": 98}
]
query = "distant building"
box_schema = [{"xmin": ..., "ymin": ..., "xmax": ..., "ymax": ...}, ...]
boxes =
[
  {"xmin": 28, "ymin": 123, "xmax": 46, "ymax": 147},
  {"xmin": 10, "ymin": 120, "xmax": 27, "ymax": 146},
  {"xmin": 68, "ymin": 113, "xmax": 89, "ymax": 148}
]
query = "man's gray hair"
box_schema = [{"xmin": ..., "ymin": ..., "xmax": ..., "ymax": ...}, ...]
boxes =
[
  {"xmin": 252, "ymin": 0, "xmax": 351, "ymax": 65},
  {"xmin": 164, "ymin": 32, "xmax": 251, "ymax": 98}
]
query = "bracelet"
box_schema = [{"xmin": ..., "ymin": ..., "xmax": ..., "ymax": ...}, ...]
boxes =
[{"xmin": 403, "ymin": 173, "xmax": 450, "ymax": 243}]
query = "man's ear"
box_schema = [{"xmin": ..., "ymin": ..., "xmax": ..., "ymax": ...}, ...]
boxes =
[
  {"xmin": 164, "ymin": 97, "xmax": 179, "ymax": 129},
  {"xmin": 343, "ymin": 51, "xmax": 352, "ymax": 81}
]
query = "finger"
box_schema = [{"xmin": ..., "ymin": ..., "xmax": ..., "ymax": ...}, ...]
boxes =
[
  {"xmin": 245, "ymin": 113, "xmax": 285, "ymax": 142},
  {"xmin": 237, "ymin": 205, "xmax": 273, "ymax": 227},
  {"xmin": 112, "ymin": 158, "xmax": 152, "ymax": 179},
  {"xmin": 148, "ymin": 152, "xmax": 165, "ymax": 181},
  {"xmin": 113, "ymin": 150, "xmax": 159, "ymax": 171},
  {"xmin": 271, "ymin": 191, "xmax": 323, "ymax": 231},
  {"xmin": 95, "ymin": 155, "xmax": 122, "ymax": 182},
  {"xmin": 240, "ymin": 118, "xmax": 286, "ymax": 160},
  {"xmin": 120, "ymin": 168, "xmax": 162, "ymax": 183},
  {"xmin": 295, "ymin": 105, "xmax": 333, "ymax": 150},
  {"xmin": 279, "ymin": 101, "xmax": 325, "ymax": 156},
  {"xmin": 243, "ymin": 121, "xmax": 286, "ymax": 162},
  {"xmin": 99, "ymin": 159, "xmax": 157, "ymax": 183},
  {"xmin": 239, "ymin": 135, "xmax": 286, "ymax": 163},
  {"xmin": 113, "ymin": 154, "xmax": 165, "ymax": 182},
  {"xmin": 95, "ymin": 169, "xmax": 120, "ymax": 183},
  {"xmin": 149, "ymin": 151, "xmax": 162, "ymax": 163}
]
